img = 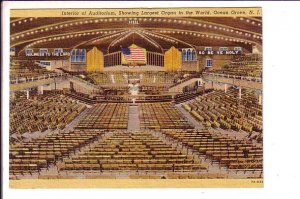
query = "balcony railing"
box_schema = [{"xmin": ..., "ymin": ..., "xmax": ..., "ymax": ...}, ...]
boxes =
[
  {"xmin": 169, "ymin": 73, "xmax": 202, "ymax": 88},
  {"xmin": 203, "ymin": 72, "xmax": 262, "ymax": 83},
  {"xmin": 71, "ymin": 76, "xmax": 100, "ymax": 89},
  {"xmin": 10, "ymin": 73, "xmax": 68, "ymax": 85}
]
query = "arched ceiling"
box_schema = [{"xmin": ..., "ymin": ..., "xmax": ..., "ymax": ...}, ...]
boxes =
[{"xmin": 10, "ymin": 16, "xmax": 262, "ymax": 55}]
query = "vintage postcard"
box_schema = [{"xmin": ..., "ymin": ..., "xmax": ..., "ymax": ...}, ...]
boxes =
[{"xmin": 7, "ymin": 6, "xmax": 263, "ymax": 188}]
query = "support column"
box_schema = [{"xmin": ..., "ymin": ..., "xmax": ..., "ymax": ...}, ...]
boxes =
[
  {"xmin": 38, "ymin": 85, "xmax": 44, "ymax": 95},
  {"xmin": 159, "ymin": 56, "xmax": 164, "ymax": 66},
  {"xmin": 224, "ymin": 83, "xmax": 227, "ymax": 93},
  {"xmin": 116, "ymin": 53, "xmax": 118, "ymax": 65},
  {"xmin": 114, "ymin": 53, "xmax": 116, "ymax": 66},
  {"xmin": 158, "ymin": 55, "xmax": 160, "ymax": 66},
  {"xmin": 151, "ymin": 53, "xmax": 153, "ymax": 65},
  {"xmin": 259, "ymin": 94, "xmax": 262, "ymax": 105},
  {"xmin": 239, "ymin": 87, "xmax": 242, "ymax": 99},
  {"xmin": 10, "ymin": 91, "xmax": 16, "ymax": 100},
  {"xmin": 54, "ymin": 79, "xmax": 57, "ymax": 90},
  {"xmin": 70, "ymin": 82, "xmax": 74, "ymax": 91},
  {"xmin": 26, "ymin": 90, "xmax": 30, "ymax": 99},
  {"xmin": 197, "ymin": 80, "xmax": 201, "ymax": 87}
]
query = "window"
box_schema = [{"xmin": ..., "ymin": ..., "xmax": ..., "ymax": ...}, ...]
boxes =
[
  {"xmin": 54, "ymin": 48, "xmax": 63, "ymax": 55},
  {"xmin": 71, "ymin": 49, "xmax": 86, "ymax": 62},
  {"xmin": 219, "ymin": 47, "xmax": 228, "ymax": 51},
  {"xmin": 25, "ymin": 49, "xmax": 33, "ymax": 56},
  {"xmin": 206, "ymin": 59, "xmax": 213, "ymax": 68},
  {"xmin": 187, "ymin": 49, "xmax": 191, "ymax": 61},
  {"xmin": 191, "ymin": 50, "xmax": 196, "ymax": 61},
  {"xmin": 182, "ymin": 48, "xmax": 197, "ymax": 61},
  {"xmin": 234, "ymin": 47, "xmax": 242, "ymax": 51},
  {"xmin": 39, "ymin": 48, "xmax": 48, "ymax": 56},
  {"xmin": 204, "ymin": 47, "xmax": 212, "ymax": 51}
]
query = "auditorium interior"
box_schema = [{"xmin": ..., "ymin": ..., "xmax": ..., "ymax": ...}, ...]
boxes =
[{"xmin": 9, "ymin": 16, "xmax": 263, "ymax": 180}]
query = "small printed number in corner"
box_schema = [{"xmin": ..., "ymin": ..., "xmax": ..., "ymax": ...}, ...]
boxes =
[{"xmin": 251, "ymin": 180, "xmax": 263, "ymax": 184}]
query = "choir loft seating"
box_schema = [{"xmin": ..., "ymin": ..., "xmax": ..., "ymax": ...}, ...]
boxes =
[{"xmin": 87, "ymin": 71, "xmax": 187, "ymax": 86}]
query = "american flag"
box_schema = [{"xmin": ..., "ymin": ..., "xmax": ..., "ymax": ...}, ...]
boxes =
[{"xmin": 121, "ymin": 47, "xmax": 146, "ymax": 61}]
